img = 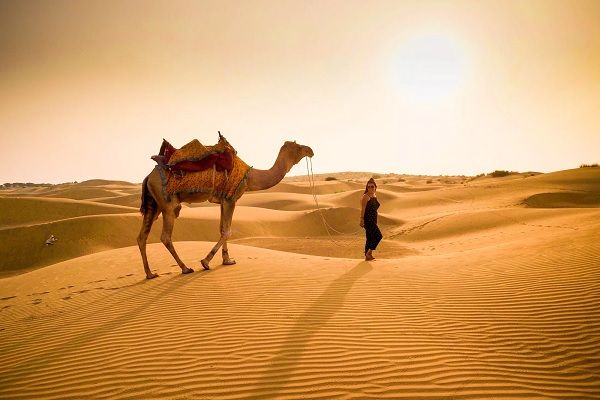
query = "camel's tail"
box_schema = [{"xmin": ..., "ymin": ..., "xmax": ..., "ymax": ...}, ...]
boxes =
[{"xmin": 140, "ymin": 176, "xmax": 158, "ymax": 215}]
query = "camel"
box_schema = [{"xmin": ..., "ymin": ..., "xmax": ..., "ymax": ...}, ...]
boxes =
[{"xmin": 138, "ymin": 139, "xmax": 314, "ymax": 279}]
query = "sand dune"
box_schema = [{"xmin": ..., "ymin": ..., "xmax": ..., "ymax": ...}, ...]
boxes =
[
  {"xmin": 525, "ymin": 191, "xmax": 600, "ymax": 208},
  {"xmin": 1, "ymin": 230, "xmax": 598, "ymax": 399},
  {"xmin": 1, "ymin": 168, "xmax": 599, "ymax": 398},
  {"xmin": 258, "ymin": 180, "xmax": 364, "ymax": 195},
  {"xmin": 0, "ymin": 197, "xmax": 136, "ymax": 228},
  {"xmin": 74, "ymin": 179, "xmax": 139, "ymax": 187},
  {"xmin": 93, "ymin": 193, "xmax": 144, "ymax": 208},
  {"xmin": 236, "ymin": 192, "xmax": 335, "ymax": 211}
]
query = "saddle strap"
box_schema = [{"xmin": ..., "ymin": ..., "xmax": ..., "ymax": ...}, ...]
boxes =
[{"xmin": 210, "ymin": 164, "xmax": 217, "ymax": 196}]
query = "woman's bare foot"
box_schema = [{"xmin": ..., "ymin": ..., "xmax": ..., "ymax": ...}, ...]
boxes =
[{"xmin": 365, "ymin": 251, "xmax": 374, "ymax": 261}]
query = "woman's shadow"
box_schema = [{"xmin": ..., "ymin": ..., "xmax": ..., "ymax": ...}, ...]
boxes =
[{"xmin": 252, "ymin": 261, "xmax": 373, "ymax": 396}]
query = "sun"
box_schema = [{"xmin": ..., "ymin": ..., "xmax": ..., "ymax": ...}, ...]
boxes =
[{"xmin": 392, "ymin": 33, "xmax": 470, "ymax": 103}]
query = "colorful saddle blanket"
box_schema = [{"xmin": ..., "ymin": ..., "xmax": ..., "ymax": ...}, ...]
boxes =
[
  {"xmin": 165, "ymin": 154, "xmax": 250, "ymax": 202},
  {"xmin": 155, "ymin": 138, "xmax": 234, "ymax": 172},
  {"xmin": 153, "ymin": 136, "xmax": 251, "ymax": 202}
]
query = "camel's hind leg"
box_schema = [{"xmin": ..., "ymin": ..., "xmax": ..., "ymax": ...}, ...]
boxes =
[
  {"xmin": 138, "ymin": 206, "xmax": 160, "ymax": 279},
  {"xmin": 161, "ymin": 205, "xmax": 194, "ymax": 275},
  {"xmin": 202, "ymin": 200, "xmax": 236, "ymax": 270}
]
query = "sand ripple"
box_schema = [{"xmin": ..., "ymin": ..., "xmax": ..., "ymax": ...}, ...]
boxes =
[{"xmin": 1, "ymin": 233, "xmax": 599, "ymax": 399}]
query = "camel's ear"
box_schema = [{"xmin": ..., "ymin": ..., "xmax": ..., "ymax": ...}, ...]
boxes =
[{"xmin": 218, "ymin": 131, "xmax": 224, "ymax": 140}]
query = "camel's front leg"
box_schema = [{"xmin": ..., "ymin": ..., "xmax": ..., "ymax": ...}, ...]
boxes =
[
  {"xmin": 222, "ymin": 243, "xmax": 236, "ymax": 265},
  {"xmin": 162, "ymin": 209, "xmax": 194, "ymax": 275},
  {"xmin": 201, "ymin": 200, "xmax": 236, "ymax": 270},
  {"xmin": 220, "ymin": 202, "xmax": 236, "ymax": 265}
]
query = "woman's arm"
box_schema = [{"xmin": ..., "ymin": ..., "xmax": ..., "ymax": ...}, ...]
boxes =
[{"xmin": 360, "ymin": 194, "xmax": 369, "ymax": 227}]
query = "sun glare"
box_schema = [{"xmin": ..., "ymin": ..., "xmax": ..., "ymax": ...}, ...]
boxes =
[{"xmin": 393, "ymin": 33, "xmax": 469, "ymax": 103}]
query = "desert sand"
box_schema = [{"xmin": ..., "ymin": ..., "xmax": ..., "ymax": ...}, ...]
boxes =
[{"xmin": 1, "ymin": 168, "xmax": 599, "ymax": 399}]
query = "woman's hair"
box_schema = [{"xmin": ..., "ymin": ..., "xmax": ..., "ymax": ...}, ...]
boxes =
[{"xmin": 364, "ymin": 178, "xmax": 377, "ymax": 194}]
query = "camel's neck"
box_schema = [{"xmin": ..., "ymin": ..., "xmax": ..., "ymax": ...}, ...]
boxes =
[{"xmin": 246, "ymin": 149, "xmax": 296, "ymax": 191}]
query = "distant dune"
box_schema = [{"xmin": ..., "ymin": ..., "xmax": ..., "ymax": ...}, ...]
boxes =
[
  {"xmin": 1, "ymin": 169, "xmax": 599, "ymax": 398},
  {"xmin": 75, "ymin": 179, "xmax": 139, "ymax": 186}
]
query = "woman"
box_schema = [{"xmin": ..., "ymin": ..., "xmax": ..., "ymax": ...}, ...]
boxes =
[{"xmin": 360, "ymin": 178, "xmax": 383, "ymax": 261}]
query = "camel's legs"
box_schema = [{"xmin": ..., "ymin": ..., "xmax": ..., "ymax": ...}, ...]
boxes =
[
  {"xmin": 161, "ymin": 208, "xmax": 194, "ymax": 275},
  {"xmin": 138, "ymin": 206, "xmax": 160, "ymax": 279},
  {"xmin": 220, "ymin": 202, "xmax": 237, "ymax": 265},
  {"xmin": 202, "ymin": 200, "xmax": 236, "ymax": 269}
]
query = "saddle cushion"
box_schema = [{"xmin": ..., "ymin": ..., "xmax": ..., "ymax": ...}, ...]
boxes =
[{"xmin": 167, "ymin": 139, "xmax": 211, "ymax": 166}]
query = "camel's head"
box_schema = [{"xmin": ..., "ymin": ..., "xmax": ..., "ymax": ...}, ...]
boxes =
[{"xmin": 283, "ymin": 140, "xmax": 314, "ymax": 164}]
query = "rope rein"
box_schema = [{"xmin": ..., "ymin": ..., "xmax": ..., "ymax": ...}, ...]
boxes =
[{"xmin": 305, "ymin": 158, "xmax": 363, "ymax": 246}]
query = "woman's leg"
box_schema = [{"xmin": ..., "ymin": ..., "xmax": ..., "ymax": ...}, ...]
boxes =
[
  {"xmin": 373, "ymin": 225, "xmax": 383, "ymax": 249},
  {"xmin": 365, "ymin": 226, "xmax": 376, "ymax": 260}
]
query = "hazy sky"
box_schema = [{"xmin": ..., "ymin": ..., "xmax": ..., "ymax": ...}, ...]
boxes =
[{"xmin": 1, "ymin": 0, "xmax": 599, "ymax": 183}]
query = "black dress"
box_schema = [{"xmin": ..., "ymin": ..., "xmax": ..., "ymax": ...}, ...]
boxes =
[{"xmin": 364, "ymin": 196, "xmax": 383, "ymax": 254}]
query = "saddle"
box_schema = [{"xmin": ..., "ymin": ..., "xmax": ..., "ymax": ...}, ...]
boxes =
[
  {"xmin": 151, "ymin": 133, "xmax": 251, "ymax": 202},
  {"xmin": 151, "ymin": 133, "xmax": 236, "ymax": 173}
]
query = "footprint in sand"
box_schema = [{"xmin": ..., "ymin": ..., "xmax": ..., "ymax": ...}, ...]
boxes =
[
  {"xmin": 2, "ymin": 305, "xmax": 12, "ymax": 310},
  {"xmin": 32, "ymin": 299, "xmax": 42, "ymax": 305},
  {"xmin": 1, "ymin": 296, "xmax": 16, "ymax": 301},
  {"xmin": 62, "ymin": 296, "xmax": 72, "ymax": 300},
  {"xmin": 29, "ymin": 291, "xmax": 50, "ymax": 297}
]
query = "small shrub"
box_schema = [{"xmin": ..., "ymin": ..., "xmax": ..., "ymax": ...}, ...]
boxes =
[
  {"xmin": 325, "ymin": 176, "xmax": 337, "ymax": 181},
  {"xmin": 490, "ymin": 170, "xmax": 511, "ymax": 178},
  {"xmin": 467, "ymin": 174, "xmax": 485, "ymax": 182},
  {"xmin": 426, "ymin": 179, "xmax": 433, "ymax": 184}
]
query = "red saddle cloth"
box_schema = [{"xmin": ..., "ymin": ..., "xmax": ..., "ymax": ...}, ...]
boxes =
[
  {"xmin": 171, "ymin": 152, "xmax": 234, "ymax": 172},
  {"xmin": 153, "ymin": 139, "xmax": 234, "ymax": 172}
]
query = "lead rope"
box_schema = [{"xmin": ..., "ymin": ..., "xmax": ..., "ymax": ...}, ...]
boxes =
[{"xmin": 305, "ymin": 158, "xmax": 362, "ymax": 246}]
